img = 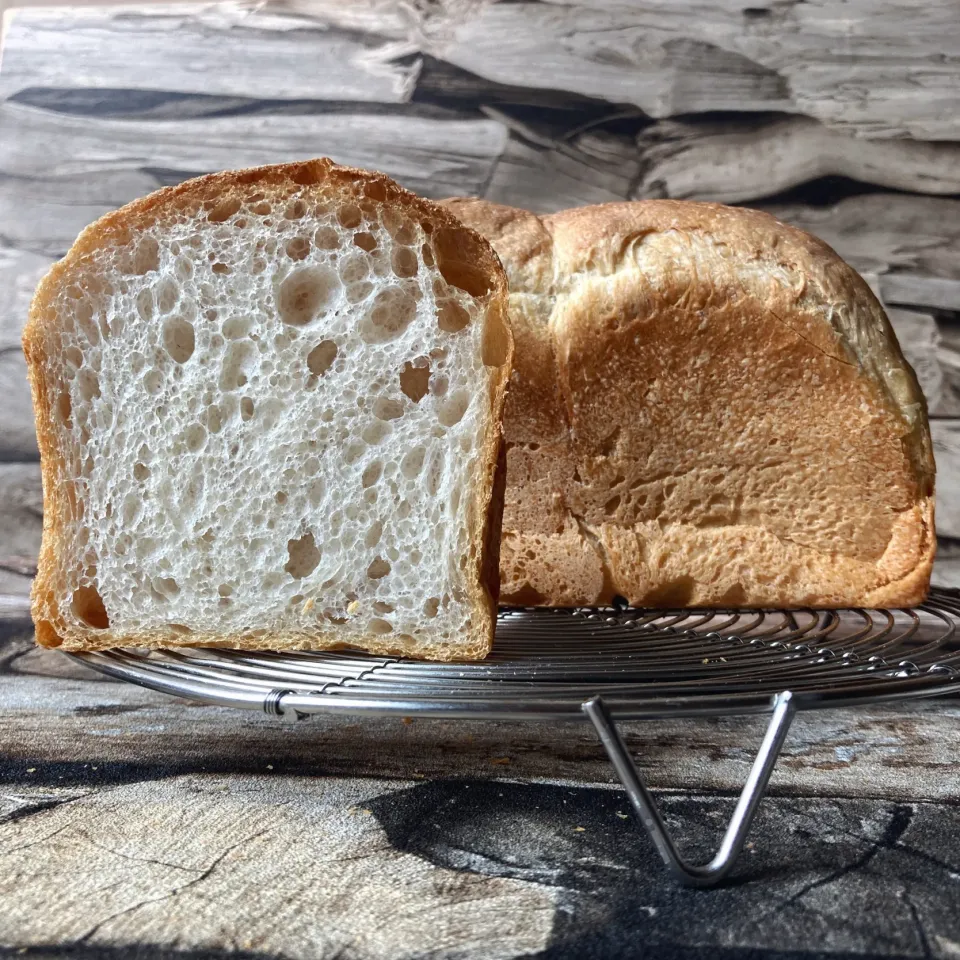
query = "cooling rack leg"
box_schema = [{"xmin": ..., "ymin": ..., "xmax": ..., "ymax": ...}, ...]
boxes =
[{"xmin": 582, "ymin": 692, "xmax": 796, "ymax": 888}]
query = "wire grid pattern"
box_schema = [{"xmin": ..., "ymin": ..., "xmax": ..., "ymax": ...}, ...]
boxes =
[{"xmin": 71, "ymin": 588, "xmax": 960, "ymax": 720}]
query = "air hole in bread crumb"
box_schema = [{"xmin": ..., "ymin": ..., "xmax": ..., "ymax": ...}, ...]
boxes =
[
  {"xmin": 365, "ymin": 520, "xmax": 383, "ymax": 548},
  {"xmin": 208, "ymin": 197, "xmax": 243, "ymax": 223},
  {"xmin": 222, "ymin": 316, "xmax": 254, "ymax": 340},
  {"xmin": 175, "ymin": 257, "xmax": 194, "ymax": 281},
  {"xmin": 437, "ymin": 390, "xmax": 470, "ymax": 427},
  {"xmin": 369, "ymin": 618, "xmax": 393, "ymax": 635},
  {"xmin": 391, "ymin": 247, "xmax": 418, "ymax": 278},
  {"xmin": 278, "ymin": 266, "xmax": 338, "ymax": 326},
  {"xmin": 399, "ymin": 360, "xmax": 430, "ymax": 402},
  {"xmin": 72, "ymin": 585, "xmax": 109, "ymax": 629},
  {"xmin": 286, "ymin": 199, "xmax": 308, "ymax": 220},
  {"xmin": 285, "ymin": 531, "xmax": 321, "ymax": 579},
  {"xmin": 170, "ymin": 623, "xmax": 193, "ymax": 635},
  {"xmin": 421, "ymin": 243, "xmax": 434, "ymax": 267},
  {"xmin": 400, "ymin": 445, "xmax": 426, "ymax": 480},
  {"xmin": 133, "ymin": 462, "xmax": 150, "ymax": 482},
  {"xmin": 373, "ymin": 397, "xmax": 404, "ymax": 421},
  {"xmin": 153, "ymin": 576, "xmax": 180, "ymax": 599},
  {"xmin": 285, "ymin": 236, "xmax": 312, "ymax": 261},
  {"xmin": 212, "ymin": 262, "xmax": 230, "ymax": 275},
  {"xmin": 276, "ymin": 490, "xmax": 288, "ymax": 505},
  {"xmin": 252, "ymin": 201, "xmax": 272, "ymax": 216},
  {"xmin": 382, "ymin": 208, "xmax": 416, "ymax": 245},
  {"xmin": 136, "ymin": 288, "xmax": 154, "ymax": 322},
  {"xmin": 423, "ymin": 597, "xmax": 440, "ymax": 618},
  {"xmin": 293, "ymin": 165, "xmax": 322, "ymax": 186},
  {"xmin": 131, "ymin": 236, "xmax": 160, "ymax": 275},
  {"xmin": 437, "ymin": 300, "xmax": 470, "ymax": 333},
  {"xmin": 604, "ymin": 495, "xmax": 621, "ymax": 514},
  {"xmin": 362, "ymin": 461, "xmax": 383, "ymax": 488},
  {"xmin": 162, "ymin": 317, "xmax": 196, "ymax": 363},
  {"xmin": 364, "ymin": 180, "xmax": 387, "ymax": 202},
  {"xmin": 367, "ymin": 556, "xmax": 391, "ymax": 580},
  {"xmin": 206, "ymin": 404, "xmax": 225, "ymax": 434},
  {"xmin": 64, "ymin": 346, "xmax": 83, "ymax": 371},
  {"xmin": 307, "ymin": 340, "xmax": 338, "ymax": 377},
  {"xmin": 353, "ymin": 232, "xmax": 377, "ymax": 252},
  {"xmin": 36, "ymin": 620, "xmax": 62, "ymax": 647},
  {"xmin": 362, "ymin": 420, "xmax": 390, "ymax": 445},
  {"xmin": 240, "ymin": 397, "xmax": 255, "ymax": 421},
  {"xmin": 338, "ymin": 204, "xmax": 363, "ymax": 229},
  {"xmin": 361, "ymin": 288, "xmax": 416, "ymax": 343},
  {"xmin": 185, "ymin": 423, "xmax": 207, "ymax": 452},
  {"xmin": 314, "ymin": 226, "xmax": 340, "ymax": 250},
  {"xmin": 57, "ymin": 390, "xmax": 72, "ymax": 426},
  {"xmin": 432, "ymin": 228, "xmax": 491, "ymax": 297},
  {"xmin": 156, "ymin": 277, "xmax": 180, "ymax": 314}
]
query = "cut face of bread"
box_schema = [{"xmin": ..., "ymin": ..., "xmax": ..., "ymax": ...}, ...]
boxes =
[
  {"xmin": 24, "ymin": 160, "xmax": 511, "ymax": 658},
  {"xmin": 442, "ymin": 198, "xmax": 935, "ymax": 609}
]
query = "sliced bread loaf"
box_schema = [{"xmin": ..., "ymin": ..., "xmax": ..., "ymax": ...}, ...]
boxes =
[
  {"xmin": 24, "ymin": 160, "xmax": 512, "ymax": 659},
  {"xmin": 442, "ymin": 198, "xmax": 935, "ymax": 609}
]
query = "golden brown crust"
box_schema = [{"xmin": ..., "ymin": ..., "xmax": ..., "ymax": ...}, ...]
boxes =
[
  {"xmin": 25, "ymin": 160, "xmax": 512, "ymax": 658},
  {"xmin": 444, "ymin": 197, "xmax": 935, "ymax": 609}
]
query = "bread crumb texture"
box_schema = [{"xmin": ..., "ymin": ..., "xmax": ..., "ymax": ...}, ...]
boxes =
[{"xmin": 25, "ymin": 161, "xmax": 510, "ymax": 657}]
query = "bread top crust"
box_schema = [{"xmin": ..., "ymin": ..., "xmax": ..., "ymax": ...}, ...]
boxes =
[
  {"xmin": 443, "ymin": 197, "xmax": 934, "ymax": 608},
  {"xmin": 25, "ymin": 160, "xmax": 512, "ymax": 658},
  {"xmin": 443, "ymin": 197, "xmax": 932, "ymax": 483}
]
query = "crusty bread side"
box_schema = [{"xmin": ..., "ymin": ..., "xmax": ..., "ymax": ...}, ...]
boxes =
[
  {"xmin": 24, "ymin": 159, "xmax": 512, "ymax": 659},
  {"xmin": 442, "ymin": 197, "xmax": 934, "ymax": 609}
]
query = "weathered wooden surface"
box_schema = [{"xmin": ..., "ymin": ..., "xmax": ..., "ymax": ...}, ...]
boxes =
[
  {"xmin": 635, "ymin": 117, "xmax": 960, "ymax": 204},
  {"xmin": 291, "ymin": 0, "xmax": 960, "ymax": 141},
  {"xmin": 2, "ymin": 622, "xmax": 960, "ymax": 957},
  {"xmin": 3, "ymin": 7, "xmax": 960, "ymax": 954}
]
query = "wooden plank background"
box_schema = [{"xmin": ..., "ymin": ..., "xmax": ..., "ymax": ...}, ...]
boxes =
[{"xmin": 2, "ymin": 0, "xmax": 960, "ymax": 609}]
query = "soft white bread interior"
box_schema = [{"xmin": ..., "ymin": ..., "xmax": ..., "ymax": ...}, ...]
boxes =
[
  {"xmin": 442, "ymin": 198, "xmax": 934, "ymax": 609},
  {"xmin": 24, "ymin": 160, "xmax": 512, "ymax": 659}
]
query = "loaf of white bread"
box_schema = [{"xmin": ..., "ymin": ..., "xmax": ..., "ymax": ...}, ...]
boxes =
[
  {"xmin": 24, "ymin": 160, "xmax": 512, "ymax": 659},
  {"xmin": 442, "ymin": 198, "xmax": 935, "ymax": 609}
]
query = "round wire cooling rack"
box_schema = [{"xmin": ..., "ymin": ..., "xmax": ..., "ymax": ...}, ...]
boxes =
[
  {"xmin": 72, "ymin": 588, "xmax": 960, "ymax": 721},
  {"xmin": 69, "ymin": 587, "xmax": 960, "ymax": 887}
]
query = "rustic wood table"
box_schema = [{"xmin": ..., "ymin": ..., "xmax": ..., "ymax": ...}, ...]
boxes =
[{"xmin": 2, "ymin": 3, "xmax": 960, "ymax": 957}]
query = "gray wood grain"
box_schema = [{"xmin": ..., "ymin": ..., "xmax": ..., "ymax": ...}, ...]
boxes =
[
  {"xmin": 0, "ymin": 463, "xmax": 41, "ymax": 564},
  {"xmin": 635, "ymin": 117, "xmax": 960, "ymax": 203},
  {"xmin": 765, "ymin": 194, "xmax": 960, "ymax": 313},
  {"xmin": 888, "ymin": 308, "xmax": 960, "ymax": 418},
  {"xmin": 0, "ymin": 5, "xmax": 420, "ymax": 103},
  {"xmin": 426, "ymin": 0, "xmax": 960, "ymax": 140},
  {"xmin": 0, "ymin": 247, "xmax": 46, "ymax": 461},
  {"xmin": 932, "ymin": 421, "xmax": 960, "ymax": 539},
  {"xmin": 0, "ymin": 102, "xmax": 507, "ymax": 257}
]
